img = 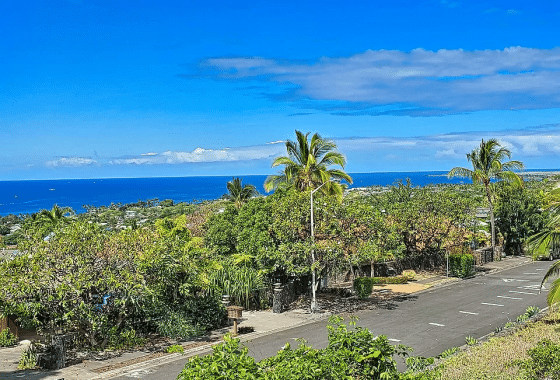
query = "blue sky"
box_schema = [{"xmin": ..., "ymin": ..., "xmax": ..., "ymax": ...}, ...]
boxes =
[{"xmin": 2, "ymin": 0, "xmax": 560, "ymax": 180}]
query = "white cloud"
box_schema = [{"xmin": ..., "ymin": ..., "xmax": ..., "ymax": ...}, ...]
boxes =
[
  {"xmin": 108, "ymin": 144, "xmax": 284, "ymax": 166},
  {"xmin": 141, "ymin": 152, "xmax": 158, "ymax": 156},
  {"xmin": 199, "ymin": 47, "xmax": 560, "ymax": 114},
  {"xmin": 336, "ymin": 124, "xmax": 560, "ymax": 160},
  {"xmin": 435, "ymin": 149, "xmax": 461, "ymax": 158},
  {"xmin": 45, "ymin": 157, "xmax": 97, "ymax": 167}
]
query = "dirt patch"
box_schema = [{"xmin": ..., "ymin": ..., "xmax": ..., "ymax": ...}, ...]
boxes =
[{"xmin": 372, "ymin": 283, "xmax": 429, "ymax": 294}]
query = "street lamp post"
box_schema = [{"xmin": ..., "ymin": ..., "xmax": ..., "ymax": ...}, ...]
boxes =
[{"xmin": 310, "ymin": 181, "xmax": 328, "ymax": 313}]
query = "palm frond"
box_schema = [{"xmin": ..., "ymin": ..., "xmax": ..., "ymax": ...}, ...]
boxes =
[
  {"xmin": 495, "ymin": 170, "xmax": 523, "ymax": 187},
  {"xmin": 547, "ymin": 278, "xmax": 560, "ymax": 307}
]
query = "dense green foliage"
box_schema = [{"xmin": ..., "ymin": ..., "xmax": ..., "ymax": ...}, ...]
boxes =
[
  {"xmin": 18, "ymin": 345, "xmax": 37, "ymax": 370},
  {"xmin": 0, "ymin": 216, "xmax": 222, "ymax": 349},
  {"xmin": 522, "ymin": 339, "xmax": 560, "ymax": 380},
  {"xmin": 448, "ymin": 138, "xmax": 524, "ymax": 254},
  {"xmin": 177, "ymin": 317, "xmax": 411, "ymax": 380},
  {"xmin": 495, "ymin": 183, "xmax": 547, "ymax": 255},
  {"xmin": 353, "ymin": 277, "xmax": 375, "ymax": 299},
  {"xmin": 449, "ymin": 254, "xmax": 475, "ymax": 278},
  {"xmin": 0, "ymin": 328, "xmax": 17, "ymax": 347}
]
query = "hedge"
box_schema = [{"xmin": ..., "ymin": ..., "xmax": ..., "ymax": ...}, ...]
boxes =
[{"xmin": 449, "ymin": 253, "xmax": 475, "ymax": 278}]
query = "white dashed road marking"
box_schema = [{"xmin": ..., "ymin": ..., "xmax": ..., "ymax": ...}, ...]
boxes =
[
  {"xmin": 524, "ymin": 273, "xmax": 538, "ymax": 275},
  {"xmin": 497, "ymin": 295, "xmax": 522, "ymax": 300},
  {"xmin": 482, "ymin": 302, "xmax": 504, "ymax": 307},
  {"xmin": 509, "ymin": 290, "xmax": 536, "ymax": 295},
  {"xmin": 459, "ymin": 311, "xmax": 479, "ymax": 315},
  {"xmin": 388, "ymin": 338, "xmax": 401, "ymax": 342},
  {"xmin": 429, "ymin": 323, "xmax": 445, "ymax": 327}
]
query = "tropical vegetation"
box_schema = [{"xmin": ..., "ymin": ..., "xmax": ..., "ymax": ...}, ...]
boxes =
[
  {"xmin": 2, "ymin": 133, "xmax": 560, "ymax": 377},
  {"xmin": 448, "ymin": 138, "xmax": 524, "ymax": 255},
  {"xmin": 224, "ymin": 177, "xmax": 258, "ymax": 208},
  {"xmin": 264, "ymin": 130, "xmax": 352, "ymax": 199}
]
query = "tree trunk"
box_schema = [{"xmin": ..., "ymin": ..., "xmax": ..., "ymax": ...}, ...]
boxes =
[{"xmin": 484, "ymin": 184, "xmax": 496, "ymax": 257}]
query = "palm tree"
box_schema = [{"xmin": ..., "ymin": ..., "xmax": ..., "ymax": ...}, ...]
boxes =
[
  {"xmin": 264, "ymin": 130, "xmax": 352, "ymax": 199},
  {"xmin": 448, "ymin": 138, "xmax": 524, "ymax": 255},
  {"xmin": 38, "ymin": 204, "xmax": 72, "ymax": 225},
  {"xmin": 528, "ymin": 188, "xmax": 560, "ymax": 306},
  {"xmin": 225, "ymin": 177, "xmax": 258, "ymax": 209}
]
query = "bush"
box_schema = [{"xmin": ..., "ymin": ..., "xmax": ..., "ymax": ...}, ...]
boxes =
[
  {"xmin": 353, "ymin": 277, "xmax": 375, "ymax": 299},
  {"xmin": 107, "ymin": 328, "xmax": 146, "ymax": 350},
  {"xmin": 0, "ymin": 328, "xmax": 17, "ymax": 347},
  {"xmin": 523, "ymin": 339, "xmax": 560, "ymax": 380},
  {"xmin": 18, "ymin": 345, "xmax": 37, "ymax": 370},
  {"xmin": 449, "ymin": 254, "xmax": 475, "ymax": 278},
  {"xmin": 402, "ymin": 270, "xmax": 416, "ymax": 281},
  {"xmin": 177, "ymin": 317, "xmax": 409, "ymax": 380},
  {"xmin": 166, "ymin": 344, "xmax": 184, "ymax": 354},
  {"xmin": 156, "ymin": 311, "xmax": 204, "ymax": 340},
  {"xmin": 177, "ymin": 334, "xmax": 260, "ymax": 379},
  {"xmin": 182, "ymin": 296, "xmax": 227, "ymax": 332}
]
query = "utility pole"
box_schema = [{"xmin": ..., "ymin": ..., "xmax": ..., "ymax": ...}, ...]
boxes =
[{"xmin": 310, "ymin": 181, "xmax": 328, "ymax": 313}]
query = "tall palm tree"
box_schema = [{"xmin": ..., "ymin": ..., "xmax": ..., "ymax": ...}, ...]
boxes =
[
  {"xmin": 225, "ymin": 177, "xmax": 258, "ymax": 209},
  {"xmin": 448, "ymin": 138, "xmax": 524, "ymax": 255},
  {"xmin": 264, "ymin": 130, "xmax": 352, "ymax": 199}
]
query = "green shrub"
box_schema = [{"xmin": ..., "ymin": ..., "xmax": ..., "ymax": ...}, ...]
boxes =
[
  {"xmin": 166, "ymin": 344, "xmax": 184, "ymax": 354},
  {"xmin": 449, "ymin": 254, "xmax": 475, "ymax": 278},
  {"xmin": 375, "ymin": 276, "xmax": 409, "ymax": 285},
  {"xmin": 107, "ymin": 328, "xmax": 146, "ymax": 350},
  {"xmin": 406, "ymin": 356, "xmax": 435, "ymax": 372},
  {"xmin": 18, "ymin": 345, "xmax": 37, "ymax": 370},
  {"xmin": 437, "ymin": 346, "xmax": 459, "ymax": 359},
  {"xmin": 525, "ymin": 306, "xmax": 540, "ymax": 318},
  {"xmin": 402, "ymin": 270, "xmax": 416, "ymax": 281},
  {"xmin": 465, "ymin": 336, "xmax": 478, "ymax": 346},
  {"xmin": 177, "ymin": 334, "xmax": 260, "ymax": 379},
  {"xmin": 353, "ymin": 277, "xmax": 374, "ymax": 299},
  {"xmin": 177, "ymin": 317, "xmax": 409, "ymax": 380},
  {"xmin": 523, "ymin": 339, "xmax": 560, "ymax": 380},
  {"xmin": 156, "ymin": 311, "xmax": 204, "ymax": 340},
  {"xmin": 182, "ymin": 296, "xmax": 227, "ymax": 332},
  {"xmin": 0, "ymin": 328, "xmax": 17, "ymax": 347}
]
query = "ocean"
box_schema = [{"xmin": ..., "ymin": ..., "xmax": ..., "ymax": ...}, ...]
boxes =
[{"xmin": 0, "ymin": 171, "xmax": 524, "ymax": 216}]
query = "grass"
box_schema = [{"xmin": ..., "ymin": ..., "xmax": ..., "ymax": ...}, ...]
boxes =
[{"xmin": 425, "ymin": 310, "xmax": 560, "ymax": 379}]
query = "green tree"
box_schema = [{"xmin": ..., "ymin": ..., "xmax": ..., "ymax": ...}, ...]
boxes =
[
  {"xmin": 448, "ymin": 138, "xmax": 524, "ymax": 255},
  {"xmin": 225, "ymin": 177, "xmax": 259, "ymax": 209},
  {"xmin": 264, "ymin": 130, "xmax": 352, "ymax": 200},
  {"xmin": 495, "ymin": 183, "xmax": 546, "ymax": 255},
  {"xmin": 38, "ymin": 204, "xmax": 73, "ymax": 228}
]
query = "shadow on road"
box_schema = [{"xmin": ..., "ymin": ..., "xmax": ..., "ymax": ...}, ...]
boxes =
[{"xmin": 0, "ymin": 369, "xmax": 65, "ymax": 380}]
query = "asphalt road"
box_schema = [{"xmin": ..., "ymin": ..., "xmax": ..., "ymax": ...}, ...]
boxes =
[{"xmin": 111, "ymin": 259, "xmax": 552, "ymax": 379}]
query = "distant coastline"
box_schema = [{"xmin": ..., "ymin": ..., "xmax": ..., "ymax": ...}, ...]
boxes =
[
  {"xmin": 1, "ymin": 170, "xmax": 558, "ymax": 216},
  {"xmin": 428, "ymin": 170, "xmax": 560, "ymax": 180}
]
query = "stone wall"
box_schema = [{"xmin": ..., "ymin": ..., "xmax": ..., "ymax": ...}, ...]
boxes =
[{"xmin": 472, "ymin": 246, "xmax": 501, "ymax": 265}]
